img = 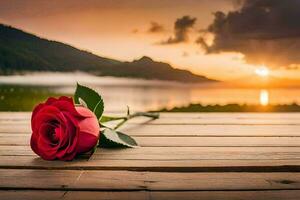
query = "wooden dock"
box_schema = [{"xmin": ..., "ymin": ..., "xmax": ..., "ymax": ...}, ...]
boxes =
[{"xmin": 1, "ymin": 112, "xmax": 300, "ymax": 199}]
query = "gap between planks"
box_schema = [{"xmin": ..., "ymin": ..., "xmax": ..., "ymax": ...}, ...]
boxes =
[
  {"xmin": 1, "ymin": 190, "xmax": 300, "ymax": 200},
  {"xmin": 2, "ymin": 169, "xmax": 300, "ymax": 191}
]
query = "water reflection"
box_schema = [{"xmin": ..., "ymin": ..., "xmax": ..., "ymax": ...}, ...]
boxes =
[
  {"xmin": 74, "ymin": 86, "xmax": 293, "ymax": 112},
  {"xmin": 260, "ymin": 90, "xmax": 269, "ymax": 106},
  {"xmin": 1, "ymin": 72, "xmax": 300, "ymax": 112}
]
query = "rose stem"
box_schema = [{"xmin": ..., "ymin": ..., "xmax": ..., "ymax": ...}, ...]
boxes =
[{"xmin": 113, "ymin": 112, "xmax": 159, "ymax": 130}]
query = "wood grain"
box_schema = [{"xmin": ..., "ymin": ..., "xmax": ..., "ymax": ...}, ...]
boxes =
[
  {"xmin": 2, "ymin": 117, "xmax": 300, "ymax": 125},
  {"xmin": 1, "ymin": 191, "xmax": 64, "ymax": 200},
  {"xmin": 2, "ymin": 146, "xmax": 300, "ymax": 160},
  {"xmin": 1, "ymin": 112, "xmax": 300, "ymax": 119},
  {"xmin": 1, "ymin": 112, "xmax": 300, "ymax": 199},
  {"xmin": 1, "ymin": 169, "xmax": 300, "ymax": 191},
  {"xmin": 2, "ymin": 134, "xmax": 300, "ymax": 147},
  {"xmin": 2, "ymin": 124, "xmax": 300, "ymax": 137},
  {"xmin": 2, "ymin": 156, "xmax": 300, "ymax": 172},
  {"xmin": 1, "ymin": 112, "xmax": 300, "ymax": 125}
]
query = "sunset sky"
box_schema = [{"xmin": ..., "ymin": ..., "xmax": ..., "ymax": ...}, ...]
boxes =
[{"xmin": 1, "ymin": 0, "xmax": 300, "ymax": 82}]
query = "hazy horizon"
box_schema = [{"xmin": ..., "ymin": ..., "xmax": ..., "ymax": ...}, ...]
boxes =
[{"xmin": 1, "ymin": 72, "xmax": 300, "ymax": 112}]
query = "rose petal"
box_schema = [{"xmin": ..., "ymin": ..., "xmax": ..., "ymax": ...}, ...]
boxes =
[
  {"xmin": 75, "ymin": 107, "xmax": 100, "ymax": 153},
  {"xmin": 76, "ymin": 107, "xmax": 100, "ymax": 137},
  {"xmin": 76, "ymin": 132, "xmax": 98, "ymax": 154}
]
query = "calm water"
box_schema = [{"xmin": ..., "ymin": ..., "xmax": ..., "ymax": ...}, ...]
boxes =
[{"xmin": 0, "ymin": 72, "xmax": 300, "ymax": 112}]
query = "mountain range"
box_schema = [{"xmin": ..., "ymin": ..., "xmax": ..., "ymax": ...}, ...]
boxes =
[{"xmin": 0, "ymin": 24, "xmax": 215, "ymax": 83}]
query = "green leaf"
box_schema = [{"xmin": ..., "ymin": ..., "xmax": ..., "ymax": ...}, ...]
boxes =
[
  {"xmin": 100, "ymin": 115, "xmax": 125, "ymax": 123},
  {"xmin": 99, "ymin": 128, "xmax": 138, "ymax": 148},
  {"xmin": 74, "ymin": 83, "xmax": 104, "ymax": 119}
]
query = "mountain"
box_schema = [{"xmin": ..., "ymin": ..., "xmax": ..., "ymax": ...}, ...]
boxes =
[{"xmin": 0, "ymin": 24, "xmax": 215, "ymax": 83}]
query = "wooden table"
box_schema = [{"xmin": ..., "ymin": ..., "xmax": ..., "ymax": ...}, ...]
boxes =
[{"xmin": 1, "ymin": 112, "xmax": 300, "ymax": 200}]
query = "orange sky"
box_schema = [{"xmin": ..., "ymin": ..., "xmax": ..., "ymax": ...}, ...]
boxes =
[{"xmin": 0, "ymin": 0, "xmax": 300, "ymax": 83}]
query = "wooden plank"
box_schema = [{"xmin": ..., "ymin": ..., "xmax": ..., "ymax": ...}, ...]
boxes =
[
  {"xmin": 2, "ymin": 190, "xmax": 300, "ymax": 200},
  {"xmin": 0, "ymin": 112, "xmax": 30, "ymax": 120},
  {"xmin": 0, "ymin": 191, "xmax": 148, "ymax": 200},
  {"xmin": 120, "ymin": 124, "xmax": 300, "ymax": 137},
  {"xmin": 76, "ymin": 171, "xmax": 300, "ymax": 191},
  {"xmin": 3, "ymin": 146, "xmax": 300, "ymax": 160},
  {"xmin": 0, "ymin": 169, "xmax": 80, "ymax": 189},
  {"xmin": 2, "ymin": 146, "xmax": 300, "ymax": 160},
  {"xmin": 148, "ymin": 191, "xmax": 300, "ymax": 200},
  {"xmin": 2, "ymin": 113, "xmax": 300, "ymax": 125},
  {"xmin": 2, "ymin": 118, "xmax": 300, "ymax": 126},
  {"xmin": 110, "ymin": 112, "xmax": 300, "ymax": 125},
  {"xmin": 0, "ymin": 112, "xmax": 124, "ymax": 120},
  {"xmin": 1, "ymin": 190, "xmax": 64, "ymax": 200},
  {"xmin": 5, "ymin": 156, "xmax": 300, "ymax": 172},
  {"xmin": 2, "ymin": 117, "xmax": 300, "ymax": 125},
  {"xmin": 127, "ymin": 118, "xmax": 300, "ymax": 125},
  {"xmin": 64, "ymin": 191, "xmax": 300, "ymax": 200},
  {"xmin": 0, "ymin": 134, "xmax": 29, "ymax": 146},
  {"xmin": 92, "ymin": 147, "xmax": 300, "ymax": 160},
  {"xmin": 2, "ymin": 169, "xmax": 300, "ymax": 191},
  {"xmin": 2, "ymin": 124, "xmax": 300, "ymax": 137},
  {"xmin": 0, "ymin": 124, "xmax": 31, "ymax": 133},
  {"xmin": 1, "ymin": 112, "xmax": 300, "ymax": 120},
  {"xmin": 2, "ymin": 156, "xmax": 300, "ymax": 172},
  {"xmin": 63, "ymin": 191, "xmax": 148, "ymax": 200},
  {"xmin": 134, "ymin": 136, "xmax": 300, "ymax": 147},
  {"xmin": 156, "ymin": 113, "xmax": 300, "ymax": 119},
  {"xmin": 0, "ymin": 155, "xmax": 298, "ymax": 169},
  {"xmin": 2, "ymin": 134, "xmax": 300, "ymax": 147},
  {"xmin": 2, "ymin": 146, "xmax": 300, "ymax": 172}
]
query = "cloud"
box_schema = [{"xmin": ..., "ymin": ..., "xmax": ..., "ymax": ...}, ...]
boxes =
[
  {"xmin": 182, "ymin": 51, "xmax": 189, "ymax": 57},
  {"xmin": 160, "ymin": 15, "xmax": 196, "ymax": 44},
  {"xmin": 199, "ymin": 0, "xmax": 300, "ymax": 69},
  {"xmin": 148, "ymin": 22, "xmax": 165, "ymax": 33},
  {"xmin": 132, "ymin": 29, "xmax": 139, "ymax": 34}
]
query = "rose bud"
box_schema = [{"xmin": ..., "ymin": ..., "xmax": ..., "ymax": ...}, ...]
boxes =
[{"xmin": 30, "ymin": 96, "xmax": 100, "ymax": 161}]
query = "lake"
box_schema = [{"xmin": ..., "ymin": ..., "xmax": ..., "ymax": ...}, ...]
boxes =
[{"xmin": 0, "ymin": 72, "xmax": 300, "ymax": 112}]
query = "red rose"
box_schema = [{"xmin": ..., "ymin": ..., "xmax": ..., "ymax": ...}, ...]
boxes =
[{"xmin": 30, "ymin": 96, "xmax": 100, "ymax": 161}]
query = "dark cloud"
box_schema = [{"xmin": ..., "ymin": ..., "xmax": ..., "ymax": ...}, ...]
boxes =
[
  {"xmin": 199, "ymin": 0, "xmax": 300, "ymax": 69},
  {"xmin": 160, "ymin": 15, "xmax": 196, "ymax": 44},
  {"xmin": 148, "ymin": 22, "xmax": 165, "ymax": 33}
]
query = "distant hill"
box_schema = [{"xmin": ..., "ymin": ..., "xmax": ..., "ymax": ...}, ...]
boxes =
[{"xmin": 0, "ymin": 24, "xmax": 215, "ymax": 83}]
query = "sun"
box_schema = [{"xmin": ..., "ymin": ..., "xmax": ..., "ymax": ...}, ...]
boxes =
[
  {"xmin": 260, "ymin": 90, "xmax": 269, "ymax": 106},
  {"xmin": 255, "ymin": 66, "xmax": 270, "ymax": 77}
]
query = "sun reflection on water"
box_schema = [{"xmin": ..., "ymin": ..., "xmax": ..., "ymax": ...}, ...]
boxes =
[{"xmin": 260, "ymin": 90, "xmax": 269, "ymax": 106}]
